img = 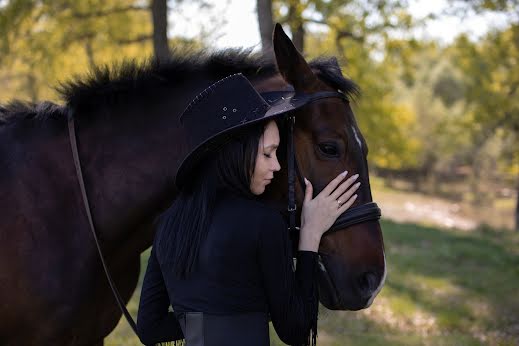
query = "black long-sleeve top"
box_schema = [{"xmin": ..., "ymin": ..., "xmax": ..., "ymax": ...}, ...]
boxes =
[{"xmin": 137, "ymin": 192, "xmax": 319, "ymax": 345}]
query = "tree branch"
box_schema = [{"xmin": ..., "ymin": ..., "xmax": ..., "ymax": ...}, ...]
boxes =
[
  {"xmin": 0, "ymin": 72, "xmax": 29, "ymax": 83},
  {"xmin": 115, "ymin": 34, "xmax": 153, "ymax": 45},
  {"xmin": 302, "ymin": 17, "xmax": 364, "ymax": 42},
  {"xmin": 72, "ymin": 5, "xmax": 150, "ymax": 19},
  {"xmin": 303, "ymin": 18, "xmax": 327, "ymax": 26},
  {"xmin": 336, "ymin": 30, "xmax": 364, "ymax": 42}
]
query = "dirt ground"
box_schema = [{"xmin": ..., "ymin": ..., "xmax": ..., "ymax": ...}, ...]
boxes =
[{"xmin": 373, "ymin": 187, "xmax": 516, "ymax": 231}]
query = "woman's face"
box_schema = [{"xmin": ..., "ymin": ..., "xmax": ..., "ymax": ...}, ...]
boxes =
[{"xmin": 250, "ymin": 120, "xmax": 281, "ymax": 195}]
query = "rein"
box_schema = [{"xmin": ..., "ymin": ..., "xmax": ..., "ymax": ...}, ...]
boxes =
[
  {"xmin": 67, "ymin": 114, "xmax": 139, "ymax": 335},
  {"xmin": 66, "ymin": 89, "xmax": 381, "ymax": 338}
]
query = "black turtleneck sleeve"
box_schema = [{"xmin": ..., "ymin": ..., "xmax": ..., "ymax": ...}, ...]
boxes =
[
  {"xmin": 137, "ymin": 248, "xmax": 184, "ymax": 345},
  {"xmin": 258, "ymin": 211, "xmax": 319, "ymax": 346}
]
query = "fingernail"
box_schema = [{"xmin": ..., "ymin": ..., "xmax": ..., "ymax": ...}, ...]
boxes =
[
  {"xmin": 342, "ymin": 170, "xmax": 348, "ymax": 177},
  {"xmin": 353, "ymin": 174, "xmax": 359, "ymax": 179},
  {"xmin": 353, "ymin": 194, "xmax": 358, "ymax": 198},
  {"xmin": 304, "ymin": 177, "xmax": 309, "ymax": 185},
  {"xmin": 355, "ymin": 182, "xmax": 361, "ymax": 187}
]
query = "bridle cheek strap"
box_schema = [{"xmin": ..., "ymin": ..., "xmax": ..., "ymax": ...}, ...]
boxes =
[{"xmin": 280, "ymin": 91, "xmax": 382, "ymax": 239}]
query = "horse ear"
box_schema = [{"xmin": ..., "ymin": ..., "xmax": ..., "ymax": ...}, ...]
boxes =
[
  {"xmin": 330, "ymin": 56, "xmax": 341, "ymax": 70},
  {"xmin": 272, "ymin": 23, "xmax": 318, "ymax": 91}
]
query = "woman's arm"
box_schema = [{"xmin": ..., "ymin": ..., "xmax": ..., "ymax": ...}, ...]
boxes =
[
  {"xmin": 137, "ymin": 248, "xmax": 184, "ymax": 345},
  {"xmin": 258, "ymin": 211, "xmax": 319, "ymax": 346},
  {"xmin": 259, "ymin": 172, "xmax": 360, "ymax": 345}
]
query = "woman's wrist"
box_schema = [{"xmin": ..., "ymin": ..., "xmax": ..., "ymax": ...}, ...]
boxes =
[{"xmin": 298, "ymin": 227, "xmax": 322, "ymax": 252}]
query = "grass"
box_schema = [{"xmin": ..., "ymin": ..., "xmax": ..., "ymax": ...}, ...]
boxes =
[{"xmin": 106, "ymin": 220, "xmax": 519, "ymax": 346}]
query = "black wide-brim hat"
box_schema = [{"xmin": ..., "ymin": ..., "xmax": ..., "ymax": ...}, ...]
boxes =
[{"xmin": 176, "ymin": 73, "xmax": 343, "ymax": 189}]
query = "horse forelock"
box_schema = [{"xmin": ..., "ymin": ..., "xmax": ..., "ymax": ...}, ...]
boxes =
[{"xmin": 309, "ymin": 57, "xmax": 361, "ymax": 102}]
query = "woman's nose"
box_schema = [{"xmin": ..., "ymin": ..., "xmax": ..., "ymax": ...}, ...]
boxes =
[{"xmin": 273, "ymin": 158, "xmax": 281, "ymax": 172}]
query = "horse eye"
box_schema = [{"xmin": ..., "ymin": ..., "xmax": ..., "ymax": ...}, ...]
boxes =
[{"xmin": 318, "ymin": 143, "xmax": 339, "ymax": 157}]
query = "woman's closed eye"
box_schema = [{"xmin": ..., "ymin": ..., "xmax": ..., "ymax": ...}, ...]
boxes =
[{"xmin": 264, "ymin": 149, "xmax": 277, "ymax": 158}]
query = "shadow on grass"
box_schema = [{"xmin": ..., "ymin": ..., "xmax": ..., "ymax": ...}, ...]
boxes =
[{"xmin": 369, "ymin": 220, "xmax": 519, "ymax": 345}]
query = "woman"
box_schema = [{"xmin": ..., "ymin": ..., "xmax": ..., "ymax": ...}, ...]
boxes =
[{"xmin": 136, "ymin": 74, "xmax": 360, "ymax": 346}]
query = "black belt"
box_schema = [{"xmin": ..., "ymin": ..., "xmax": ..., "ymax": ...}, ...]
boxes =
[{"xmin": 175, "ymin": 311, "xmax": 270, "ymax": 346}]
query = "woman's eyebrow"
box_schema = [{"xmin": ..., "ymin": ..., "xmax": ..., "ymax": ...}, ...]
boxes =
[{"xmin": 263, "ymin": 144, "xmax": 279, "ymax": 150}]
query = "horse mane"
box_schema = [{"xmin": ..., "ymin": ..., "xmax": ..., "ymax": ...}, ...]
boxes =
[
  {"xmin": 0, "ymin": 101, "xmax": 65, "ymax": 126},
  {"xmin": 0, "ymin": 48, "xmax": 359, "ymax": 127}
]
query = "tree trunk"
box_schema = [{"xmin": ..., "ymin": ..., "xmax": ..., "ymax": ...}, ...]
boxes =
[
  {"xmin": 291, "ymin": 22, "xmax": 305, "ymax": 53},
  {"xmin": 515, "ymin": 174, "xmax": 519, "ymax": 231},
  {"xmin": 256, "ymin": 0, "xmax": 274, "ymax": 54},
  {"xmin": 287, "ymin": 3, "xmax": 305, "ymax": 53},
  {"xmin": 85, "ymin": 39, "xmax": 95, "ymax": 69},
  {"xmin": 27, "ymin": 73, "xmax": 38, "ymax": 102},
  {"xmin": 151, "ymin": 0, "xmax": 170, "ymax": 60}
]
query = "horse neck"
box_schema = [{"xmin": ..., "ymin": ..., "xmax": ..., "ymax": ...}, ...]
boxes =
[
  {"xmin": 72, "ymin": 83, "xmax": 204, "ymax": 252},
  {"xmin": 70, "ymin": 72, "xmax": 289, "ymax": 252}
]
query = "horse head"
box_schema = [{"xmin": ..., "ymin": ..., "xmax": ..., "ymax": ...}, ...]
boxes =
[{"xmin": 261, "ymin": 24, "xmax": 386, "ymax": 311}]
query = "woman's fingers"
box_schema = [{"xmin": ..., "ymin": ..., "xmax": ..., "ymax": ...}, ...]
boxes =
[
  {"xmin": 304, "ymin": 177, "xmax": 313, "ymax": 203},
  {"xmin": 336, "ymin": 181, "xmax": 361, "ymax": 205},
  {"xmin": 330, "ymin": 174, "xmax": 360, "ymax": 200},
  {"xmin": 338, "ymin": 194, "xmax": 358, "ymax": 213},
  {"xmin": 320, "ymin": 170, "xmax": 348, "ymax": 197}
]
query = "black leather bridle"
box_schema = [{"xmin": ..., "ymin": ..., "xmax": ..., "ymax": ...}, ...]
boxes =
[{"xmin": 260, "ymin": 91, "xmax": 382, "ymax": 237}]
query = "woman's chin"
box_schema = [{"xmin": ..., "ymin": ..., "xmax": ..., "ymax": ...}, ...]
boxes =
[{"xmin": 251, "ymin": 185, "xmax": 266, "ymax": 196}]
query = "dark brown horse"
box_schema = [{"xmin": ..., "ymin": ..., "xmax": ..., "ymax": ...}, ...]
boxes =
[{"xmin": 0, "ymin": 25, "xmax": 385, "ymax": 345}]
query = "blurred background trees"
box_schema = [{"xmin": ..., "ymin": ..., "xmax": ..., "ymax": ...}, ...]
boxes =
[
  {"xmin": 0, "ymin": 0, "xmax": 208, "ymax": 100},
  {"xmin": 254, "ymin": 0, "xmax": 518, "ymax": 230},
  {"xmin": 1, "ymin": 0, "xmax": 517, "ymax": 230}
]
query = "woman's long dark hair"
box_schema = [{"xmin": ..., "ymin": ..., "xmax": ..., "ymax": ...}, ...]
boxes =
[{"xmin": 154, "ymin": 120, "xmax": 280, "ymax": 278}]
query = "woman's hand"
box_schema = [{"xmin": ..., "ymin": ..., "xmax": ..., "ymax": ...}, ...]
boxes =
[{"xmin": 298, "ymin": 171, "xmax": 360, "ymax": 252}]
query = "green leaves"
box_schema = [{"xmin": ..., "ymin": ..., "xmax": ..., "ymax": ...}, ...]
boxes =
[{"xmin": 0, "ymin": 0, "xmax": 154, "ymax": 102}]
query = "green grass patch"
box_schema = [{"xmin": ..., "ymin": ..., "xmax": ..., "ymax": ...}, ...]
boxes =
[{"xmin": 107, "ymin": 220, "xmax": 519, "ymax": 345}]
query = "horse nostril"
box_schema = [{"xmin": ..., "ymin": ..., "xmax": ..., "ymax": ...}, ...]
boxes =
[{"xmin": 357, "ymin": 271, "xmax": 379, "ymax": 297}]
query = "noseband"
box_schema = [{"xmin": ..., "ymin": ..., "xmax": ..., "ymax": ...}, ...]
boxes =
[{"xmin": 260, "ymin": 91, "xmax": 382, "ymax": 237}]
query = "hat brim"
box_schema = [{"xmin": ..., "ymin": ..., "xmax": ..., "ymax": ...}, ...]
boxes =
[{"xmin": 175, "ymin": 90, "xmax": 345, "ymax": 189}]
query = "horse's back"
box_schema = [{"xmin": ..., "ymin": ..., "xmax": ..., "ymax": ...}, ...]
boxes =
[
  {"xmin": 0, "ymin": 119, "xmax": 93, "ymax": 344},
  {"xmin": 0, "ymin": 118, "xmax": 76, "ymax": 233}
]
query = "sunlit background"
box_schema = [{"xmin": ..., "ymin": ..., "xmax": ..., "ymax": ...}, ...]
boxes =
[{"xmin": 1, "ymin": 0, "xmax": 518, "ymax": 345}]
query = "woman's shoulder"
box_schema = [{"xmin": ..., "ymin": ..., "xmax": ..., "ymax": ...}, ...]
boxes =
[{"xmin": 217, "ymin": 192, "xmax": 285, "ymax": 226}]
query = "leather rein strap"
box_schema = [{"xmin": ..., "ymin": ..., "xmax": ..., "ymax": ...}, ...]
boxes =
[{"xmin": 67, "ymin": 114, "xmax": 139, "ymax": 335}]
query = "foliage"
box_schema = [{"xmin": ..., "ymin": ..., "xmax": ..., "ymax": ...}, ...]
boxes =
[
  {"xmin": 0, "ymin": 0, "xmax": 208, "ymax": 103},
  {"xmin": 272, "ymin": 0, "xmax": 415, "ymax": 53},
  {"xmin": 385, "ymin": 41, "xmax": 473, "ymax": 176},
  {"xmin": 450, "ymin": 26, "xmax": 519, "ymax": 176},
  {"xmin": 0, "ymin": 0, "xmax": 154, "ymax": 102},
  {"xmin": 304, "ymin": 33, "xmax": 421, "ymax": 169},
  {"xmin": 447, "ymin": 0, "xmax": 519, "ymax": 19},
  {"xmin": 270, "ymin": 1, "xmax": 426, "ymax": 170}
]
